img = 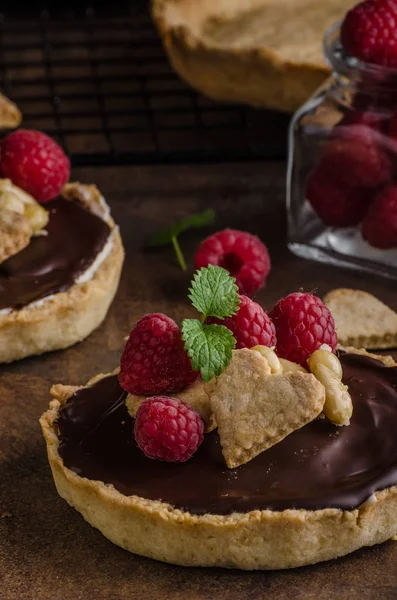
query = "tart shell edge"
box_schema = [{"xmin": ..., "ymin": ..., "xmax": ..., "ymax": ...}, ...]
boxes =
[
  {"xmin": 0, "ymin": 183, "xmax": 124, "ymax": 363},
  {"xmin": 40, "ymin": 349, "xmax": 397, "ymax": 570}
]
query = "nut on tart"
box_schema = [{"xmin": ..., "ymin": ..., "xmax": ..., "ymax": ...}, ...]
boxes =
[
  {"xmin": 40, "ymin": 347, "xmax": 397, "ymax": 570},
  {"xmin": 0, "ymin": 182, "xmax": 124, "ymax": 363},
  {"xmin": 151, "ymin": 0, "xmax": 355, "ymax": 113}
]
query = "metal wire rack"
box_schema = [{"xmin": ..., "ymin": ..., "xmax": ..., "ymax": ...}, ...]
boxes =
[{"xmin": 0, "ymin": 2, "xmax": 290, "ymax": 166}]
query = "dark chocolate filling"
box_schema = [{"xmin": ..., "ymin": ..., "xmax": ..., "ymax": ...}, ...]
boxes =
[
  {"xmin": 57, "ymin": 353, "xmax": 397, "ymax": 515},
  {"xmin": 0, "ymin": 197, "xmax": 111, "ymax": 310}
]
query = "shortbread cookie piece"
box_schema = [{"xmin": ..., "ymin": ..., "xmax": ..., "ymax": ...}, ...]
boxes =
[
  {"xmin": 126, "ymin": 378, "xmax": 217, "ymax": 432},
  {"xmin": 0, "ymin": 179, "xmax": 50, "ymax": 263},
  {"xmin": 210, "ymin": 348, "xmax": 325, "ymax": 468},
  {"xmin": 0, "ymin": 210, "xmax": 32, "ymax": 263},
  {"xmin": 0, "ymin": 178, "xmax": 49, "ymax": 232},
  {"xmin": 324, "ymin": 289, "xmax": 397, "ymax": 350}
]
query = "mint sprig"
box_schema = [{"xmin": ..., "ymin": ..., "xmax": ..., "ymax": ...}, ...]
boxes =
[
  {"xmin": 182, "ymin": 321, "xmax": 235, "ymax": 382},
  {"xmin": 182, "ymin": 265, "xmax": 239, "ymax": 382},
  {"xmin": 148, "ymin": 209, "xmax": 215, "ymax": 271},
  {"xmin": 188, "ymin": 264, "xmax": 240, "ymax": 320}
]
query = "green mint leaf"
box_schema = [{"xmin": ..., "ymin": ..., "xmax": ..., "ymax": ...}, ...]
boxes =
[
  {"xmin": 188, "ymin": 265, "xmax": 239, "ymax": 320},
  {"xmin": 181, "ymin": 319, "xmax": 236, "ymax": 382},
  {"xmin": 148, "ymin": 209, "xmax": 216, "ymax": 247}
]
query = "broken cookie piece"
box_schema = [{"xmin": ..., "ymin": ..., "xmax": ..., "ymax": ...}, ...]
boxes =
[
  {"xmin": 210, "ymin": 348, "xmax": 325, "ymax": 468},
  {"xmin": 0, "ymin": 209, "xmax": 32, "ymax": 264},
  {"xmin": 0, "ymin": 178, "xmax": 49, "ymax": 235},
  {"xmin": 126, "ymin": 378, "xmax": 217, "ymax": 432},
  {"xmin": 0, "ymin": 179, "xmax": 49, "ymax": 263},
  {"xmin": 323, "ymin": 288, "xmax": 397, "ymax": 350}
]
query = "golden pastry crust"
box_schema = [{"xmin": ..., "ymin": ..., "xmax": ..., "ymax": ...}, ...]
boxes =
[
  {"xmin": 324, "ymin": 289, "xmax": 397, "ymax": 350},
  {"xmin": 40, "ymin": 349, "xmax": 397, "ymax": 570},
  {"xmin": 0, "ymin": 93, "xmax": 22, "ymax": 129},
  {"xmin": 0, "ymin": 183, "xmax": 124, "ymax": 363},
  {"xmin": 151, "ymin": 0, "xmax": 354, "ymax": 113}
]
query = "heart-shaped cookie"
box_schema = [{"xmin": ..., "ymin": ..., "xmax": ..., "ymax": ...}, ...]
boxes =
[{"xmin": 210, "ymin": 348, "xmax": 325, "ymax": 468}]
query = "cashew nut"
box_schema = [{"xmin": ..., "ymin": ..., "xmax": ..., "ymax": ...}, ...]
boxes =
[
  {"xmin": 308, "ymin": 348, "xmax": 343, "ymax": 380},
  {"xmin": 312, "ymin": 363, "xmax": 353, "ymax": 426},
  {"xmin": 251, "ymin": 346, "xmax": 282, "ymax": 374},
  {"xmin": 279, "ymin": 358, "xmax": 308, "ymax": 373}
]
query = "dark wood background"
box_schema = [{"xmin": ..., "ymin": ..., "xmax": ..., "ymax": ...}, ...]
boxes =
[{"xmin": 1, "ymin": 162, "xmax": 397, "ymax": 600}]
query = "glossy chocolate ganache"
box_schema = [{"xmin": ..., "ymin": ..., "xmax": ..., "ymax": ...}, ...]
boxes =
[
  {"xmin": 57, "ymin": 353, "xmax": 397, "ymax": 515},
  {"xmin": 0, "ymin": 196, "xmax": 111, "ymax": 310}
]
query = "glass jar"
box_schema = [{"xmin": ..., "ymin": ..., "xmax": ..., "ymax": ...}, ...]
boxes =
[{"xmin": 287, "ymin": 22, "xmax": 397, "ymax": 279}]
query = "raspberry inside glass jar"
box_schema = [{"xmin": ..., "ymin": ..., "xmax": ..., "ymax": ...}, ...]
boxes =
[{"xmin": 287, "ymin": 22, "xmax": 397, "ymax": 278}]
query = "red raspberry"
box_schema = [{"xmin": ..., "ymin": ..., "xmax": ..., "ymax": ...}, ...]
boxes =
[
  {"xmin": 321, "ymin": 125, "xmax": 391, "ymax": 188},
  {"xmin": 362, "ymin": 184, "xmax": 397, "ymax": 248},
  {"xmin": 306, "ymin": 166, "xmax": 373, "ymax": 227},
  {"xmin": 339, "ymin": 110, "xmax": 382, "ymax": 130},
  {"xmin": 388, "ymin": 110, "xmax": 397, "ymax": 141},
  {"xmin": 385, "ymin": 112, "xmax": 397, "ymax": 154},
  {"xmin": 341, "ymin": 0, "xmax": 397, "ymax": 68},
  {"xmin": 134, "ymin": 396, "xmax": 204, "ymax": 462},
  {"xmin": 195, "ymin": 229, "xmax": 271, "ymax": 296},
  {"xmin": 0, "ymin": 129, "xmax": 70, "ymax": 203},
  {"xmin": 269, "ymin": 293, "xmax": 337, "ymax": 368},
  {"xmin": 119, "ymin": 313, "xmax": 197, "ymax": 396},
  {"xmin": 208, "ymin": 295, "xmax": 276, "ymax": 349}
]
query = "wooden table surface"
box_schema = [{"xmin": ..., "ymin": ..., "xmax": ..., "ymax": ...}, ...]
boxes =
[{"xmin": 1, "ymin": 161, "xmax": 397, "ymax": 600}]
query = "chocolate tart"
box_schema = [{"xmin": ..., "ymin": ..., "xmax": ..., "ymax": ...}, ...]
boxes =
[
  {"xmin": 40, "ymin": 348, "xmax": 397, "ymax": 570},
  {"xmin": 151, "ymin": 0, "xmax": 355, "ymax": 113},
  {"xmin": 0, "ymin": 183, "xmax": 124, "ymax": 363}
]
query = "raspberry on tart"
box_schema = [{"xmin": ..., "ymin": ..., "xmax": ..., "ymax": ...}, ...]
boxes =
[
  {"xmin": 119, "ymin": 313, "xmax": 198, "ymax": 396},
  {"xmin": 269, "ymin": 292, "xmax": 337, "ymax": 368},
  {"xmin": 208, "ymin": 295, "xmax": 276, "ymax": 349},
  {"xmin": 0, "ymin": 130, "xmax": 70, "ymax": 203},
  {"xmin": 134, "ymin": 396, "xmax": 204, "ymax": 462}
]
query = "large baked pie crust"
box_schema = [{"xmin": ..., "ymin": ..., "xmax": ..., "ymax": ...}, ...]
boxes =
[
  {"xmin": 151, "ymin": 0, "xmax": 354, "ymax": 113},
  {"xmin": 40, "ymin": 348, "xmax": 397, "ymax": 570},
  {"xmin": 0, "ymin": 183, "xmax": 124, "ymax": 363}
]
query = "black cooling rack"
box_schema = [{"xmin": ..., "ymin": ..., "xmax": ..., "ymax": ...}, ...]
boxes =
[{"xmin": 0, "ymin": 2, "xmax": 290, "ymax": 166}]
